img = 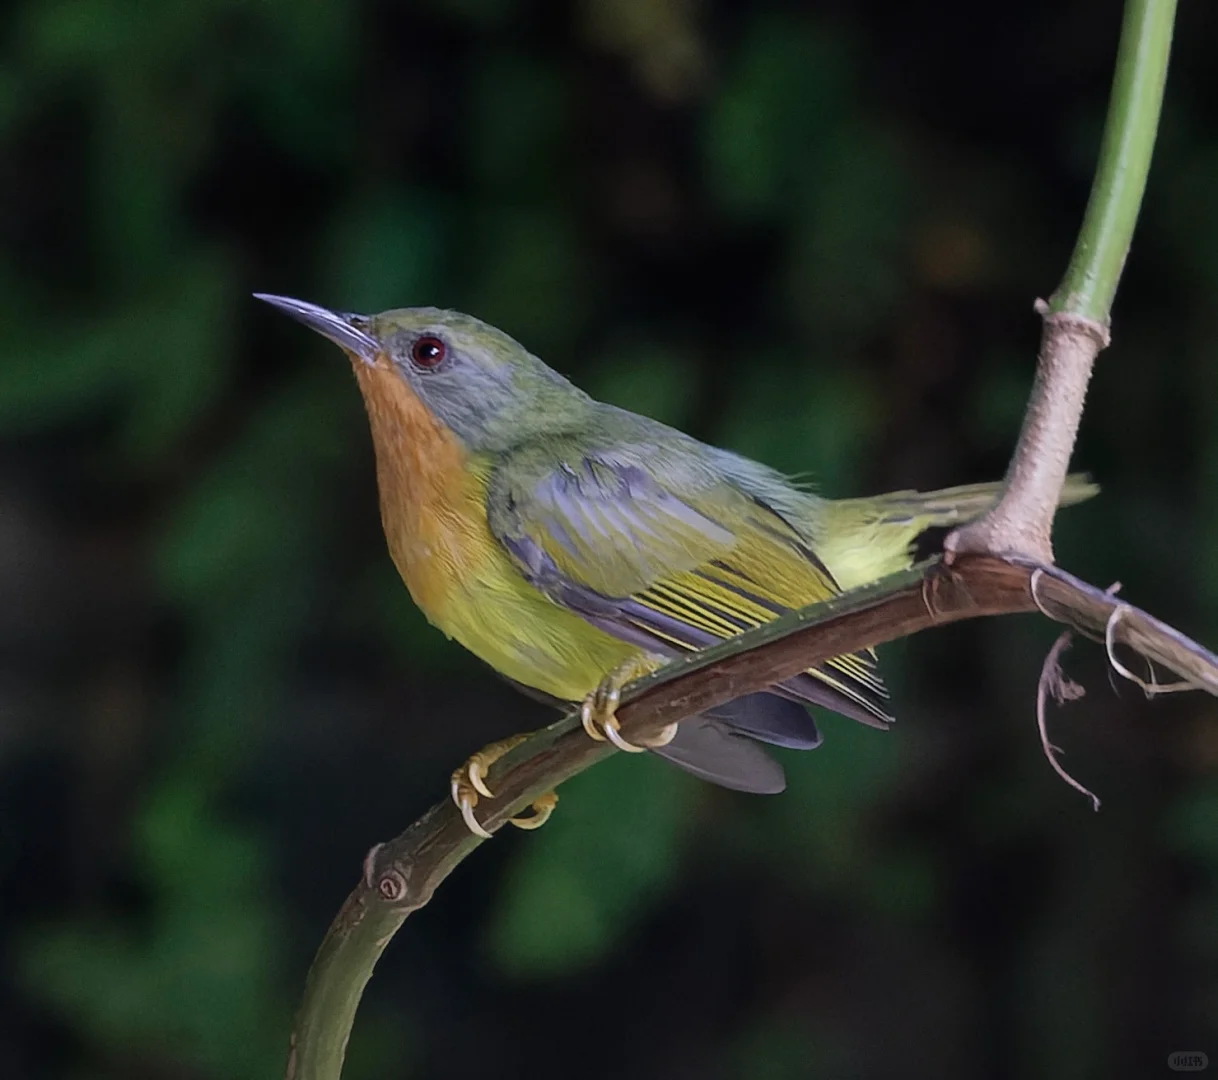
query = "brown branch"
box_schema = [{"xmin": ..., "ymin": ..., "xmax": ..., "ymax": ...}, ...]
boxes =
[
  {"xmin": 285, "ymin": 552, "xmax": 1218, "ymax": 1080},
  {"xmin": 946, "ymin": 313, "xmax": 1107, "ymax": 562}
]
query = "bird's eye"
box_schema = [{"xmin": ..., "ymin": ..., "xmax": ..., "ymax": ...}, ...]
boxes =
[{"xmin": 410, "ymin": 335, "xmax": 447, "ymax": 369}]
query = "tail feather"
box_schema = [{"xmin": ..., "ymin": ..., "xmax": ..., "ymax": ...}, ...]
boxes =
[
  {"xmin": 651, "ymin": 715, "xmax": 788, "ymax": 793},
  {"xmin": 848, "ymin": 473, "xmax": 1098, "ymax": 526},
  {"xmin": 818, "ymin": 472, "xmax": 1098, "ymax": 590}
]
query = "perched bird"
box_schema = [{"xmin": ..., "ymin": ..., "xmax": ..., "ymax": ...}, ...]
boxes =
[{"xmin": 257, "ymin": 295, "xmax": 1094, "ymax": 835}]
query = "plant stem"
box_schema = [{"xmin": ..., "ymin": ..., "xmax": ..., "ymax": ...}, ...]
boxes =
[
  {"xmin": 1051, "ymin": 0, "xmax": 1176, "ymax": 320},
  {"xmin": 947, "ymin": 0, "xmax": 1175, "ymax": 563}
]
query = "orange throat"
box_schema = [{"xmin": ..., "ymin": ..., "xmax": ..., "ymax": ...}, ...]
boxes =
[{"xmin": 351, "ymin": 357, "xmax": 486, "ymax": 620}]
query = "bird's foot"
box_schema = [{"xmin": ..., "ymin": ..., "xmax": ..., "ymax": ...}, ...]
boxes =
[
  {"xmin": 580, "ymin": 657, "xmax": 678, "ymax": 753},
  {"xmin": 450, "ymin": 734, "xmax": 559, "ymax": 838}
]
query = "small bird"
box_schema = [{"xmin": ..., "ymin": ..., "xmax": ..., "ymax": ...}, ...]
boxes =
[{"xmin": 257, "ymin": 295, "xmax": 1094, "ymax": 835}]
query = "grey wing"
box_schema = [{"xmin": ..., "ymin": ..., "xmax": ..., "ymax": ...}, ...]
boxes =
[{"xmin": 486, "ymin": 435, "xmax": 886, "ymax": 793}]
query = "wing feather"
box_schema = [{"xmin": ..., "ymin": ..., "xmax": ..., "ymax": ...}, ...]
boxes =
[{"xmin": 488, "ymin": 443, "xmax": 892, "ymax": 726}]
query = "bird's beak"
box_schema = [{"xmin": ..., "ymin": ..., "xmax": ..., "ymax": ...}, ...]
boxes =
[{"xmin": 254, "ymin": 294, "xmax": 380, "ymax": 366}]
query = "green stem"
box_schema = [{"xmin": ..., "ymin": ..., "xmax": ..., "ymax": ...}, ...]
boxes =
[
  {"xmin": 1050, "ymin": 0, "xmax": 1176, "ymax": 320},
  {"xmin": 285, "ymin": 805, "xmax": 483, "ymax": 1080},
  {"xmin": 947, "ymin": 0, "xmax": 1175, "ymax": 563},
  {"xmin": 285, "ymin": 892, "xmax": 408, "ymax": 1079}
]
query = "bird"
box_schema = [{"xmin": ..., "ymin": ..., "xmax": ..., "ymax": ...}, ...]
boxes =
[{"xmin": 256, "ymin": 294, "xmax": 1095, "ymax": 836}]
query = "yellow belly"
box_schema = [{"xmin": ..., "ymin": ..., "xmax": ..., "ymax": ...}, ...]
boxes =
[
  {"xmin": 388, "ymin": 464, "xmax": 640, "ymax": 700},
  {"xmin": 434, "ymin": 540, "xmax": 641, "ymax": 701}
]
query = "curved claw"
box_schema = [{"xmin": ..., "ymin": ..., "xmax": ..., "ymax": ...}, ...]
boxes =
[
  {"xmin": 643, "ymin": 721, "xmax": 679, "ymax": 748},
  {"xmin": 602, "ymin": 713, "xmax": 648, "ymax": 753},
  {"xmin": 468, "ymin": 757, "xmax": 495, "ymax": 799},
  {"xmin": 583, "ymin": 677, "xmax": 649, "ymax": 751},
  {"xmin": 604, "ymin": 716, "xmax": 680, "ymax": 751},
  {"xmin": 451, "ymin": 733, "xmax": 553, "ymax": 838},
  {"xmin": 450, "ymin": 774, "xmax": 493, "ymax": 839},
  {"xmin": 582, "ymin": 667, "xmax": 679, "ymax": 753},
  {"xmin": 509, "ymin": 792, "xmax": 559, "ymax": 830},
  {"xmin": 580, "ymin": 696, "xmax": 606, "ymax": 741}
]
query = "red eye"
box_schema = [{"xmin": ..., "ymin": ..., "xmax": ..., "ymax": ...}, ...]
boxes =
[{"xmin": 411, "ymin": 335, "xmax": 446, "ymax": 369}]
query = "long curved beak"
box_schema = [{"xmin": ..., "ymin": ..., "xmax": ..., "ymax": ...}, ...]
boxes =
[{"xmin": 254, "ymin": 294, "xmax": 380, "ymax": 366}]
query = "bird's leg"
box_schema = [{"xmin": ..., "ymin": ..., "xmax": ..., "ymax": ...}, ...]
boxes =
[
  {"xmin": 580, "ymin": 655, "xmax": 678, "ymax": 753},
  {"xmin": 452, "ymin": 653, "xmax": 676, "ymax": 836},
  {"xmin": 450, "ymin": 734, "xmax": 559, "ymax": 838}
]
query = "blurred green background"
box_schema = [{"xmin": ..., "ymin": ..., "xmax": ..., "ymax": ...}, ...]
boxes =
[{"xmin": 2, "ymin": 0, "xmax": 1217, "ymax": 1077}]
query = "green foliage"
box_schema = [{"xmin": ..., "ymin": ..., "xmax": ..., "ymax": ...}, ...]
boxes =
[
  {"xmin": 718, "ymin": 361, "xmax": 878, "ymax": 491},
  {"xmin": 588, "ymin": 339, "xmax": 699, "ymax": 428},
  {"xmin": 462, "ymin": 206, "xmax": 593, "ymax": 351},
  {"xmin": 22, "ymin": 775, "xmax": 287, "ymax": 1078},
  {"xmin": 0, "ymin": 256, "xmax": 233, "ymax": 447},
  {"xmin": 155, "ymin": 370, "xmax": 349, "ymax": 613},
  {"xmin": 464, "ymin": 51, "xmax": 569, "ymax": 194},
  {"xmin": 705, "ymin": 17, "xmax": 856, "ymax": 220},
  {"xmin": 753, "ymin": 718, "xmax": 903, "ymax": 893},
  {"xmin": 485, "ymin": 753, "xmax": 697, "ymax": 977}
]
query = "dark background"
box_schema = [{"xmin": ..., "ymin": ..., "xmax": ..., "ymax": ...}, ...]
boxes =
[{"xmin": 2, "ymin": 1, "xmax": 1217, "ymax": 1077}]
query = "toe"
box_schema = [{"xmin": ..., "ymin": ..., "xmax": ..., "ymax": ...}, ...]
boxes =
[
  {"xmin": 509, "ymin": 792, "xmax": 559, "ymax": 831},
  {"xmin": 581, "ymin": 695, "xmax": 606, "ymax": 741},
  {"xmin": 468, "ymin": 758, "xmax": 495, "ymax": 799},
  {"xmin": 458, "ymin": 792, "xmax": 493, "ymax": 838},
  {"xmin": 642, "ymin": 721, "xmax": 679, "ymax": 748},
  {"xmin": 451, "ymin": 771, "xmax": 493, "ymax": 838},
  {"xmin": 602, "ymin": 715, "xmax": 647, "ymax": 753}
]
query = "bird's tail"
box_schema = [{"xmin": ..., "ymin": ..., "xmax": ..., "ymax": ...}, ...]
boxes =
[
  {"xmin": 842, "ymin": 473, "xmax": 1098, "ymax": 524},
  {"xmin": 818, "ymin": 473, "xmax": 1098, "ymax": 591}
]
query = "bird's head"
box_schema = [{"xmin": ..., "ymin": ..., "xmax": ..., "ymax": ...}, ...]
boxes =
[{"xmin": 255, "ymin": 294, "xmax": 588, "ymax": 451}]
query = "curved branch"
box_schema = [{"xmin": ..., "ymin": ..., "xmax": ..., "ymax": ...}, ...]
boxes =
[{"xmin": 284, "ymin": 552, "xmax": 1218, "ymax": 1080}]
